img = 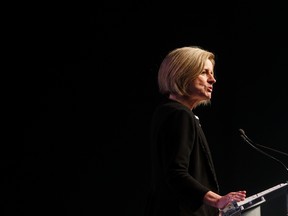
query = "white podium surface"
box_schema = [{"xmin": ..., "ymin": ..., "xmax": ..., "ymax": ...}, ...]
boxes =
[{"xmin": 222, "ymin": 182, "xmax": 288, "ymax": 216}]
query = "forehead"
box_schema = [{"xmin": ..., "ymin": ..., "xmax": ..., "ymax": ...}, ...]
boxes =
[
  {"xmin": 204, "ymin": 59, "xmax": 214, "ymax": 71},
  {"xmin": 204, "ymin": 59, "xmax": 213, "ymax": 68}
]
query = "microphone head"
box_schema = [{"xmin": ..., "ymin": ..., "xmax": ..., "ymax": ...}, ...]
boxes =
[{"xmin": 239, "ymin": 128, "xmax": 245, "ymax": 135}]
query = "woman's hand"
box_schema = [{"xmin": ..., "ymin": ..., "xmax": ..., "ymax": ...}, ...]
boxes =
[
  {"xmin": 217, "ymin": 191, "xmax": 247, "ymax": 209},
  {"xmin": 203, "ymin": 190, "xmax": 246, "ymax": 209}
]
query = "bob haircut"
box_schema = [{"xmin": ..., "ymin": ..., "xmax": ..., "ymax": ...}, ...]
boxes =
[{"xmin": 158, "ymin": 46, "xmax": 215, "ymax": 97}]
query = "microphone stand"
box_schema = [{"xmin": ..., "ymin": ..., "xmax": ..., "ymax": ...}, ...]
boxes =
[
  {"xmin": 252, "ymin": 143, "xmax": 288, "ymax": 157},
  {"xmin": 239, "ymin": 129, "xmax": 288, "ymax": 176},
  {"xmin": 239, "ymin": 129, "xmax": 288, "ymax": 157}
]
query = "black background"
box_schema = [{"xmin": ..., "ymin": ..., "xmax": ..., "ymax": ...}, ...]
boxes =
[{"xmin": 4, "ymin": 2, "xmax": 288, "ymax": 215}]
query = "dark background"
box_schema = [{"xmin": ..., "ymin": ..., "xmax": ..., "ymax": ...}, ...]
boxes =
[{"xmin": 4, "ymin": 2, "xmax": 287, "ymax": 215}]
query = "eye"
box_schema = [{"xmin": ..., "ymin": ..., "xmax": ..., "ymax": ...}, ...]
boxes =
[{"xmin": 201, "ymin": 70, "xmax": 210, "ymax": 75}]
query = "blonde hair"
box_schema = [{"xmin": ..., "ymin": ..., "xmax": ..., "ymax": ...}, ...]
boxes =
[{"xmin": 158, "ymin": 46, "xmax": 215, "ymax": 97}]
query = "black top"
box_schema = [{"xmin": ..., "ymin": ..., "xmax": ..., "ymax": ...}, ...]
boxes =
[{"xmin": 148, "ymin": 98, "xmax": 219, "ymax": 216}]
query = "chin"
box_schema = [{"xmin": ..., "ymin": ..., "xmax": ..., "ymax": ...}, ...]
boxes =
[{"xmin": 198, "ymin": 100, "xmax": 211, "ymax": 106}]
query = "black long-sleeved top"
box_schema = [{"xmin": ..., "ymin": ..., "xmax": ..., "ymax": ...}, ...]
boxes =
[{"xmin": 148, "ymin": 98, "xmax": 220, "ymax": 216}]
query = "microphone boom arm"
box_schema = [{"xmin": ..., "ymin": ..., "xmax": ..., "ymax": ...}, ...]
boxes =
[{"xmin": 239, "ymin": 131, "xmax": 288, "ymax": 176}]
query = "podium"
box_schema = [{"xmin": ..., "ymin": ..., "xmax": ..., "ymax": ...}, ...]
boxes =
[{"xmin": 222, "ymin": 182, "xmax": 288, "ymax": 216}]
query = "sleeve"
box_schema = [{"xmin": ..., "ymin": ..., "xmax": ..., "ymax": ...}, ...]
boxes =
[{"xmin": 158, "ymin": 109, "xmax": 210, "ymax": 205}]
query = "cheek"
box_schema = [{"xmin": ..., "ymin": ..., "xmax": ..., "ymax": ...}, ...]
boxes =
[
  {"xmin": 194, "ymin": 80, "xmax": 205, "ymax": 88},
  {"xmin": 197, "ymin": 78, "xmax": 206, "ymax": 86},
  {"xmin": 188, "ymin": 82, "xmax": 202, "ymax": 93}
]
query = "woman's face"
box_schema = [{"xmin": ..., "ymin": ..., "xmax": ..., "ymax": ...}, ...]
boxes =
[{"xmin": 188, "ymin": 59, "xmax": 216, "ymax": 102}]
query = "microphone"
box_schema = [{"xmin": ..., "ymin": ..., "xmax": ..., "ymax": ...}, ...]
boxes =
[
  {"xmin": 238, "ymin": 129, "xmax": 288, "ymax": 175},
  {"xmin": 239, "ymin": 129, "xmax": 288, "ymax": 157}
]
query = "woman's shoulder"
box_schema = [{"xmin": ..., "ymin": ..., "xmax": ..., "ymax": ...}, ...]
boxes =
[
  {"xmin": 157, "ymin": 98, "xmax": 191, "ymax": 113},
  {"xmin": 153, "ymin": 99, "xmax": 196, "ymax": 121}
]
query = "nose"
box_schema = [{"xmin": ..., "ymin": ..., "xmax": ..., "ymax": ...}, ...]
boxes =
[{"xmin": 208, "ymin": 74, "xmax": 216, "ymax": 84}]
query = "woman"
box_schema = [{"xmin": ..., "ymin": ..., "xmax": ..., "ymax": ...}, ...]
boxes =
[{"xmin": 148, "ymin": 46, "xmax": 246, "ymax": 216}]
